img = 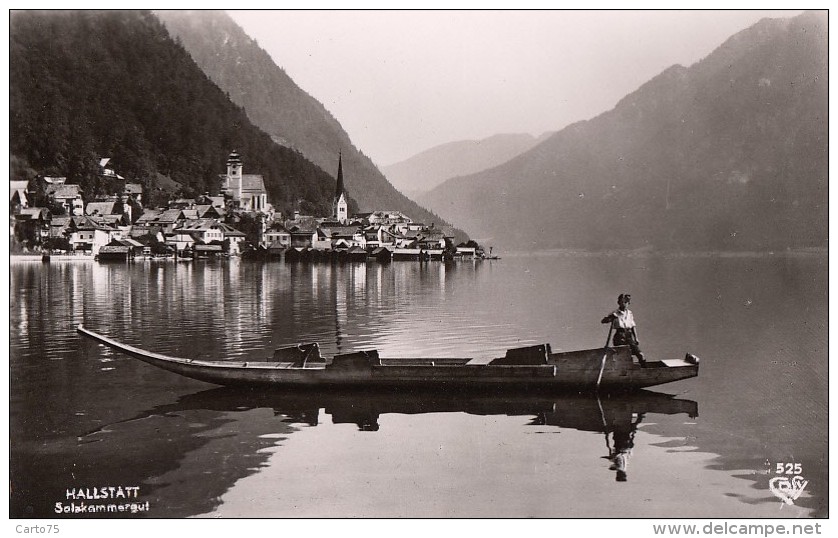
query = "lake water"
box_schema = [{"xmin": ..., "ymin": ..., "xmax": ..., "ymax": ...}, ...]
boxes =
[{"xmin": 9, "ymin": 252, "xmax": 828, "ymax": 518}]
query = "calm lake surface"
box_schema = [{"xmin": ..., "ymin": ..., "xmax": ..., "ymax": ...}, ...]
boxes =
[{"xmin": 9, "ymin": 252, "xmax": 828, "ymax": 518}]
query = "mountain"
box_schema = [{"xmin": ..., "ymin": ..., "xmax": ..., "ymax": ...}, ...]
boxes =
[
  {"xmin": 381, "ymin": 132, "xmax": 553, "ymax": 196},
  {"xmin": 420, "ymin": 11, "xmax": 827, "ymax": 252},
  {"xmin": 157, "ymin": 10, "xmax": 458, "ymax": 235},
  {"xmin": 10, "ymin": 10, "xmax": 341, "ymax": 216}
]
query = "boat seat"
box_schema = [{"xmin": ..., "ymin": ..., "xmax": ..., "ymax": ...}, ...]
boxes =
[
  {"xmin": 328, "ymin": 350, "xmax": 381, "ymax": 369},
  {"xmin": 488, "ymin": 343, "xmax": 552, "ymax": 365},
  {"xmin": 272, "ymin": 343, "xmax": 324, "ymax": 367}
]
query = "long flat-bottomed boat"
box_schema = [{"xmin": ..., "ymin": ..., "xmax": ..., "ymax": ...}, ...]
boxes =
[{"xmin": 77, "ymin": 324, "xmax": 699, "ymax": 391}]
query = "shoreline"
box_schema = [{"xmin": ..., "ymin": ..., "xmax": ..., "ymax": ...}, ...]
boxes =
[
  {"xmin": 10, "ymin": 247, "xmax": 827, "ymax": 264},
  {"xmin": 503, "ymin": 247, "xmax": 828, "ymax": 259},
  {"xmin": 10, "ymin": 254, "xmax": 94, "ymax": 262}
]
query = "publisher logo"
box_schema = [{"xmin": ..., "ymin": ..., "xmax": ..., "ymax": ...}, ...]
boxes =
[{"xmin": 770, "ymin": 463, "xmax": 808, "ymax": 506}]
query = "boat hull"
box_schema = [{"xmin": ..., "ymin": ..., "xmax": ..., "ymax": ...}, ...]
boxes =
[{"xmin": 77, "ymin": 325, "xmax": 698, "ymax": 391}]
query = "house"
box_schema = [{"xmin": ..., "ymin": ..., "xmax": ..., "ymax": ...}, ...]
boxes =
[
  {"xmin": 123, "ymin": 183, "xmax": 143, "ymax": 205},
  {"xmin": 98, "ymin": 158, "xmax": 124, "ymax": 180},
  {"xmin": 371, "ymin": 246, "xmax": 393, "ymax": 262},
  {"xmin": 312, "ymin": 228, "xmax": 332, "ymax": 250},
  {"xmin": 14, "ymin": 207, "xmax": 52, "ymax": 244},
  {"xmin": 193, "ymin": 244, "xmax": 223, "ymax": 258},
  {"xmin": 69, "ymin": 219, "xmax": 121, "ymax": 255},
  {"xmin": 85, "ymin": 200, "xmax": 128, "ymax": 227},
  {"xmin": 97, "ymin": 244, "xmax": 131, "ymax": 262},
  {"xmin": 195, "ymin": 205, "xmax": 225, "ymax": 219},
  {"xmin": 368, "ymin": 211, "xmax": 412, "ymax": 226},
  {"xmin": 42, "ymin": 176, "xmax": 66, "ymax": 186},
  {"xmin": 48, "ymin": 184, "xmax": 84, "ymax": 216},
  {"xmin": 363, "ymin": 225, "xmax": 398, "ymax": 249},
  {"xmin": 49, "ymin": 215, "xmax": 92, "ymax": 239},
  {"xmin": 152, "ymin": 209, "xmax": 185, "ymax": 233},
  {"xmin": 10, "ymin": 180, "xmax": 29, "ymax": 213},
  {"xmin": 170, "ymin": 219, "xmax": 246, "ymax": 255},
  {"xmin": 395, "ymin": 229, "xmax": 422, "ymax": 248},
  {"xmin": 114, "ymin": 237, "xmax": 145, "ymax": 257},
  {"xmin": 353, "ymin": 212, "xmax": 374, "ymax": 225},
  {"xmin": 89, "ymin": 214, "xmax": 126, "ymax": 228},
  {"xmin": 344, "ymin": 245, "xmax": 368, "ymax": 262},
  {"xmin": 49, "ymin": 216, "xmax": 73, "ymax": 238},
  {"xmin": 288, "ymin": 226, "xmax": 317, "ymax": 248},
  {"xmin": 134, "ymin": 209, "xmax": 162, "ymax": 227},
  {"xmin": 262, "ymin": 224, "xmax": 291, "ymax": 248},
  {"xmin": 135, "ymin": 209, "xmax": 186, "ymax": 233},
  {"xmin": 285, "ymin": 212, "xmax": 319, "ymax": 231},
  {"xmin": 456, "ymin": 246, "xmax": 477, "ymax": 258},
  {"xmin": 217, "ymin": 223, "xmax": 247, "ymax": 255},
  {"xmin": 321, "ymin": 225, "xmax": 366, "ymax": 249},
  {"xmin": 166, "ymin": 231, "xmax": 198, "ymax": 254},
  {"xmin": 129, "ymin": 227, "xmax": 165, "ymax": 243},
  {"xmin": 197, "ymin": 194, "xmax": 225, "ymax": 209},
  {"xmin": 393, "ymin": 221, "xmax": 426, "ymax": 235},
  {"xmin": 85, "ymin": 201, "xmax": 116, "ymax": 216},
  {"xmin": 219, "ymin": 151, "xmax": 271, "ymax": 212},
  {"xmin": 416, "ymin": 228, "xmax": 447, "ymax": 250},
  {"xmin": 174, "ymin": 219, "xmax": 225, "ymax": 246}
]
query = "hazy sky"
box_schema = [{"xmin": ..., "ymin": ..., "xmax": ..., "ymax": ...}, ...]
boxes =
[{"xmin": 228, "ymin": 10, "xmax": 802, "ymax": 166}]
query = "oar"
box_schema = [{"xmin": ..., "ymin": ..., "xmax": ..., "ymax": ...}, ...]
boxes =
[
  {"xmin": 596, "ymin": 392, "xmax": 613, "ymax": 458},
  {"xmin": 596, "ymin": 324, "xmax": 614, "ymax": 390}
]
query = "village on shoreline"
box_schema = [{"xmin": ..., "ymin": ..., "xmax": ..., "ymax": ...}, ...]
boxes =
[{"xmin": 11, "ymin": 151, "xmax": 492, "ymax": 264}]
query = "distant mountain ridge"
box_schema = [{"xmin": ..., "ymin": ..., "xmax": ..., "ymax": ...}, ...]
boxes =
[
  {"xmin": 382, "ymin": 132, "xmax": 553, "ymax": 196},
  {"xmin": 157, "ymin": 10, "xmax": 459, "ymax": 236},
  {"xmin": 420, "ymin": 11, "xmax": 827, "ymax": 251}
]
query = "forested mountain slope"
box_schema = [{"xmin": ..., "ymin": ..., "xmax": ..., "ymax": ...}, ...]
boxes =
[{"xmin": 11, "ymin": 10, "xmax": 340, "ymax": 216}]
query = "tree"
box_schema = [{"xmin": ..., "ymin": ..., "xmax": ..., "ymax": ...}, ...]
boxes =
[
  {"xmin": 43, "ymin": 236, "xmax": 72, "ymax": 252},
  {"xmin": 150, "ymin": 241, "xmax": 172, "ymax": 256},
  {"xmin": 227, "ymin": 212, "xmax": 261, "ymax": 244}
]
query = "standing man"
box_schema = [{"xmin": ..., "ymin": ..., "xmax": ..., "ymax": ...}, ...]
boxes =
[{"xmin": 601, "ymin": 293, "xmax": 646, "ymax": 366}]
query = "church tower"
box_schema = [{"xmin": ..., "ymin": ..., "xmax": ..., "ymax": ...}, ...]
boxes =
[
  {"xmin": 333, "ymin": 152, "xmax": 348, "ymax": 224},
  {"xmin": 226, "ymin": 150, "xmax": 243, "ymax": 201}
]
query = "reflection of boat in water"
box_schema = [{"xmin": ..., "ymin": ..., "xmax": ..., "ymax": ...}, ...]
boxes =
[
  {"xmin": 78, "ymin": 325, "xmax": 699, "ymax": 390},
  {"xmin": 113, "ymin": 385, "xmax": 697, "ymax": 434},
  {"xmin": 57, "ymin": 386, "xmax": 695, "ymax": 517}
]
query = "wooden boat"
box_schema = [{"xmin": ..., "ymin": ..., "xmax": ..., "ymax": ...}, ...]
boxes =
[{"xmin": 77, "ymin": 324, "xmax": 699, "ymax": 391}]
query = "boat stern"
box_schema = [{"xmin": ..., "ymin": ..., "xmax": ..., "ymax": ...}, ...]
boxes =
[{"xmin": 630, "ymin": 354, "xmax": 700, "ymax": 389}]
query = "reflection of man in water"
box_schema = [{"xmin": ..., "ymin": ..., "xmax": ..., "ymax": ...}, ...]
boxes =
[{"xmin": 608, "ymin": 412, "xmax": 645, "ymax": 482}]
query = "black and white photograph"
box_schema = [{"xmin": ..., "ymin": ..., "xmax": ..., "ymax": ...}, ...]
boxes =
[{"xmin": 7, "ymin": 7, "xmax": 828, "ymax": 527}]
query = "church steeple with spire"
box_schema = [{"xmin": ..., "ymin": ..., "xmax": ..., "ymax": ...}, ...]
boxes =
[{"xmin": 333, "ymin": 151, "xmax": 348, "ymax": 224}]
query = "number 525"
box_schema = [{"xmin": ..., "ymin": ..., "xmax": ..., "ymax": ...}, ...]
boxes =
[{"xmin": 776, "ymin": 463, "xmax": 802, "ymax": 475}]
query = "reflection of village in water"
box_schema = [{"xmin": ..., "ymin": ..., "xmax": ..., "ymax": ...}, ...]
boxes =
[
  {"xmin": 24, "ymin": 258, "xmax": 493, "ymax": 359},
  {"xmin": 49, "ymin": 388, "xmax": 697, "ymax": 517}
]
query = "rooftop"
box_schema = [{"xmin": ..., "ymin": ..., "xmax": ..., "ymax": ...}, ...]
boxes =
[
  {"xmin": 85, "ymin": 201, "xmax": 118, "ymax": 216},
  {"xmin": 48, "ymin": 184, "xmax": 83, "ymax": 199}
]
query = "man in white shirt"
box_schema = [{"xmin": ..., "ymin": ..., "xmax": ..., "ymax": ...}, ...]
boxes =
[{"xmin": 601, "ymin": 293, "xmax": 646, "ymax": 366}]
